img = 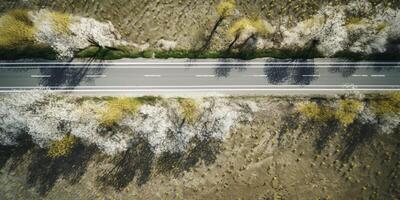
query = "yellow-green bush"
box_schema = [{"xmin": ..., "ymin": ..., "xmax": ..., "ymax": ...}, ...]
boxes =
[
  {"xmin": 0, "ymin": 9, "xmax": 35, "ymax": 48},
  {"xmin": 375, "ymin": 22, "xmax": 388, "ymax": 32},
  {"xmin": 228, "ymin": 18, "xmax": 252, "ymax": 38},
  {"xmin": 228, "ymin": 17, "xmax": 273, "ymax": 38},
  {"xmin": 216, "ymin": 0, "xmax": 236, "ymax": 18},
  {"xmin": 334, "ymin": 99, "xmax": 364, "ymax": 127},
  {"xmin": 370, "ymin": 93, "xmax": 400, "ymax": 116},
  {"xmin": 50, "ymin": 12, "xmax": 71, "ymax": 34},
  {"xmin": 250, "ymin": 18, "xmax": 274, "ymax": 37},
  {"xmin": 298, "ymin": 99, "xmax": 364, "ymax": 127},
  {"xmin": 178, "ymin": 98, "xmax": 199, "ymax": 124},
  {"xmin": 100, "ymin": 98, "xmax": 142, "ymax": 127},
  {"xmin": 297, "ymin": 102, "xmax": 334, "ymax": 122},
  {"xmin": 48, "ymin": 135, "xmax": 77, "ymax": 158}
]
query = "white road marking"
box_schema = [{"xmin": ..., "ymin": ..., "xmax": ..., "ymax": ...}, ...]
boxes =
[
  {"xmin": 144, "ymin": 75, "xmax": 161, "ymax": 77},
  {"xmin": 352, "ymin": 74, "xmax": 369, "ymax": 77},
  {"xmin": 1, "ymin": 88, "xmax": 400, "ymax": 93},
  {"xmin": 2, "ymin": 65, "xmax": 400, "ymax": 69},
  {"xmin": 85, "ymin": 75, "xmax": 107, "ymax": 78},
  {"xmin": 371, "ymin": 75, "xmax": 386, "ymax": 77},
  {"xmin": 1, "ymin": 61, "xmax": 400, "ymax": 65},
  {"xmin": 302, "ymin": 75, "xmax": 321, "ymax": 77},
  {"xmin": 1, "ymin": 85, "xmax": 399, "ymax": 89},
  {"xmin": 30, "ymin": 75, "xmax": 51, "ymax": 78},
  {"xmin": 249, "ymin": 75, "xmax": 268, "ymax": 77},
  {"xmin": 196, "ymin": 75, "xmax": 215, "ymax": 78}
]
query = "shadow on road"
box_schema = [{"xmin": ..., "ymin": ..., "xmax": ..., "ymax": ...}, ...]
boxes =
[
  {"xmin": 214, "ymin": 58, "xmax": 247, "ymax": 78},
  {"xmin": 263, "ymin": 59, "xmax": 318, "ymax": 85},
  {"xmin": 39, "ymin": 49, "xmax": 109, "ymax": 88}
]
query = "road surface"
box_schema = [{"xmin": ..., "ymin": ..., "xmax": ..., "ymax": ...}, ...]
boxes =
[{"xmin": 0, "ymin": 59, "xmax": 400, "ymax": 94}]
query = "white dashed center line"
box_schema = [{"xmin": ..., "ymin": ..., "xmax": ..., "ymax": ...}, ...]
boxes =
[
  {"xmin": 249, "ymin": 75, "xmax": 268, "ymax": 77},
  {"xmin": 352, "ymin": 74, "xmax": 369, "ymax": 77},
  {"xmin": 31, "ymin": 75, "xmax": 51, "ymax": 78},
  {"xmin": 143, "ymin": 75, "xmax": 162, "ymax": 77},
  {"xmin": 371, "ymin": 75, "xmax": 386, "ymax": 77},
  {"xmin": 85, "ymin": 75, "xmax": 107, "ymax": 78},
  {"xmin": 302, "ymin": 75, "xmax": 321, "ymax": 77},
  {"xmin": 196, "ymin": 75, "xmax": 215, "ymax": 78}
]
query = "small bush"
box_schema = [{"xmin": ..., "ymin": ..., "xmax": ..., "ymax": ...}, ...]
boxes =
[
  {"xmin": 178, "ymin": 98, "xmax": 199, "ymax": 124},
  {"xmin": 299, "ymin": 99, "xmax": 364, "ymax": 127},
  {"xmin": 48, "ymin": 135, "xmax": 77, "ymax": 158},
  {"xmin": 142, "ymin": 50, "xmax": 154, "ymax": 58},
  {"xmin": 297, "ymin": 102, "xmax": 334, "ymax": 122},
  {"xmin": 345, "ymin": 17, "xmax": 365, "ymax": 26},
  {"xmin": 370, "ymin": 93, "xmax": 400, "ymax": 116},
  {"xmin": 100, "ymin": 98, "xmax": 142, "ymax": 127},
  {"xmin": 136, "ymin": 96, "xmax": 162, "ymax": 104},
  {"xmin": 334, "ymin": 99, "xmax": 364, "ymax": 127},
  {"xmin": 228, "ymin": 18, "xmax": 252, "ymax": 38},
  {"xmin": 376, "ymin": 22, "xmax": 388, "ymax": 32}
]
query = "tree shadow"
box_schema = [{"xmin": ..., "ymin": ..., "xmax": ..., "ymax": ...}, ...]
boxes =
[
  {"xmin": 26, "ymin": 142, "xmax": 96, "ymax": 196},
  {"xmin": 39, "ymin": 48, "xmax": 107, "ymax": 88},
  {"xmin": 312, "ymin": 120, "xmax": 341, "ymax": 153},
  {"xmin": 338, "ymin": 121, "xmax": 378, "ymax": 161},
  {"xmin": 292, "ymin": 66, "xmax": 317, "ymax": 85},
  {"xmin": 328, "ymin": 65, "xmax": 357, "ymax": 78},
  {"xmin": 0, "ymin": 134, "xmax": 34, "ymax": 172},
  {"xmin": 98, "ymin": 138, "xmax": 154, "ymax": 190},
  {"xmin": 214, "ymin": 58, "xmax": 247, "ymax": 78},
  {"xmin": 97, "ymin": 136, "xmax": 221, "ymax": 190},
  {"xmin": 264, "ymin": 66, "xmax": 290, "ymax": 84},
  {"xmin": 156, "ymin": 137, "xmax": 221, "ymax": 176},
  {"xmin": 263, "ymin": 59, "xmax": 317, "ymax": 85}
]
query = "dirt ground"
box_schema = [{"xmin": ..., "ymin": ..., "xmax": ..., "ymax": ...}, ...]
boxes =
[{"xmin": 0, "ymin": 96, "xmax": 399, "ymax": 200}]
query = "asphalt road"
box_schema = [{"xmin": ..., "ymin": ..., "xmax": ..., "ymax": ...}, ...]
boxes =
[{"xmin": 0, "ymin": 59, "xmax": 400, "ymax": 93}]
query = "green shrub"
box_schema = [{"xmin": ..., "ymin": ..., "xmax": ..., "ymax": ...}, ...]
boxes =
[
  {"xmin": 142, "ymin": 50, "xmax": 154, "ymax": 58},
  {"xmin": 136, "ymin": 96, "xmax": 162, "ymax": 104}
]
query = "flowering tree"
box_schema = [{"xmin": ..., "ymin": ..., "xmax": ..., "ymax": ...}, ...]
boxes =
[{"xmin": 199, "ymin": 0, "xmax": 236, "ymax": 52}]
